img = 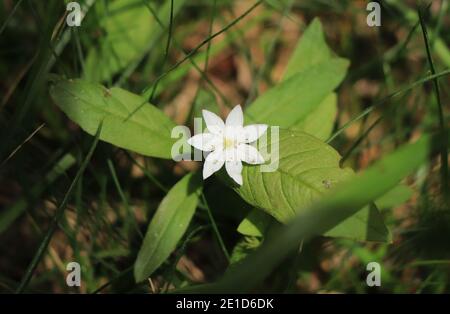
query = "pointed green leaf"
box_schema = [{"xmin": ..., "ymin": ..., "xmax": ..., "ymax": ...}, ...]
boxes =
[
  {"xmin": 245, "ymin": 58, "xmax": 348, "ymax": 128},
  {"xmin": 282, "ymin": 18, "xmax": 332, "ymax": 79},
  {"xmin": 50, "ymin": 78, "xmax": 176, "ymax": 159},
  {"xmin": 290, "ymin": 93, "xmax": 337, "ymax": 141},
  {"xmin": 257, "ymin": 18, "xmax": 341, "ymax": 140},
  {"xmin": 134, "ymin": 173, "xmax": 202, "ymax": 282}
]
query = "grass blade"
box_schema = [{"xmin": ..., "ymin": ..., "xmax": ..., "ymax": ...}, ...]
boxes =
[{"xmin": 418, "ymin": 6, "xmax": 448, "ymax": 197}]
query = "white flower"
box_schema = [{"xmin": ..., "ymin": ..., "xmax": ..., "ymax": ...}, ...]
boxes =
[{"xmin": 187, "ymin": 105, "xmax": 268, "ymax": 185}]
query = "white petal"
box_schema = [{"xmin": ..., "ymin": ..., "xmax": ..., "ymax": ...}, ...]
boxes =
[
  {"xmin": 187, "ymin": 133, "xmax": 221, "ymax": 152},
  {"xmin": 202, "ymin": 110, "xmax": 224, "ymax": 135},
  {"xmin": 242, "ymin": 124, "xmax": 268, "ymax": 143},
  {"xmin": 223, "ymin": 125, "xmax": 244, "ymax": 143},
  {"xmin": 203, "ymin": 149, "xmax": 225, "ymax": 179},
  {"xmin": 225, "ymin": 160, "xmax": 243, "ymax": 185},
  {"xmin": 225, "ymin": 105, "xmax": 244, "ymax": 127},
  {"xmin": 224, "ymin": 147, "xmax": 240, "ymax": 162},
  {"xmin": 237, "ymin": 144, "xmax": 265, "ymax": 164}
]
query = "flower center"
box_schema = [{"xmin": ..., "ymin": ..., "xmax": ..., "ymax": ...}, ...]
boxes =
[{"xmin": 223, "ymin": 137, "xmax": 236, "ymax": 149}]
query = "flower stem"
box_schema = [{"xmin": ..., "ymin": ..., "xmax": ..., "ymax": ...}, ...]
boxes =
[{"xmin": 201, "ymin": 193, "xmax": 230, "ymax": 262}]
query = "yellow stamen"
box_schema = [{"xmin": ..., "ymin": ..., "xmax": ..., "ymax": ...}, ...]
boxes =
[{"xmin": 224, "ymin": 137, "xmax": 235, "ymax": 149}]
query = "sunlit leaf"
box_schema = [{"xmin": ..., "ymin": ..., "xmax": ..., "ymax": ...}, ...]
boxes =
[
  {"xmin": 282, "ymin": 18, "xmax": 333, "ymax": 79},
  {"xmin": 232, "ymin": 128, "xmax": 389, "ymax": 242},
  {"xmin": 257, "ymin": 18, "xmax": 342, "ymax": 140},
  {"xmin": 50, "ymin": 78, "xmax": 176, "ymax": 159},
  {"xmin": 290, "ymin": 93, "xmax": 337, "ymax": 141},
  {"xmin": 245, "ymin": 58, "xmax": 348, "ymax": 129}
]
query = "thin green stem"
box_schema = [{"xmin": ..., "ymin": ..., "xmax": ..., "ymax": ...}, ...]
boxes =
[
  {"xmin": 91, "ymin": 266, "xmax": 134, "ymax": 294},
  {"xmin": 284, "ymin": 239, "xmax": 303, "ymax": 293},
  {"xmin": 418, "ymin": 6, "xmax": 448, "ymax": 196},
  {"xmin": 201, "ymin": 193, "xmax": 230, "ymax": 262},
  {"xmin": 147, "ymin": 0, "xmax": 175, "ymax": 103},
  {"xmin": 204, "ymin": 0, "xmax": 217, "ymax": 72},
  {"xmin": 107, "ymin": 159, "xmax": 143, "ymax": 239},
  {"xmin": 0, "ymin": 0, "xmax": 25, "ymax": 35},
  {"xmin": 124, "ymin": 151, "xmax": 168, "ymax": 193}
]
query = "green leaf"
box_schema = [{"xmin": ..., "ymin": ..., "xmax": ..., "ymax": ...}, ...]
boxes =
[
  {"xmin": 50, "ymin": 78, "xmax": 176, "ymax": 159},
  {"xmin": 245, "ymin": 58, "xmax": 348, "ymax": 128},
  {"xmin": 233, "ymin": 128, "xmax": 389, "ymax": 242},
  {"xmin": 266, "ymin": 18, "xmax": 341, "ymax": 140},
  {"xmin": 279, "ymin": 18, "xmax": 341, "ymax": 139},
  {"xmin": 325, "ymin": 202, "xmax": 391, "ymax": 242},
  {"xmin": 235, "ymin": 128, "xmax": 352, "ymax": 223},
  {"xmin": 290, "ymin": 93, "xmax": 337, "ymax": 141},
  {"xmin": 282, "ymin": 18, "xmax": 332, "ymax": 79},
  {"xmin": 84, "ymin": 0, "xmax": 185, "ymax": 82},
  {"xmin": 134, "ymin": 173, "xmax": 202, "ymax": 282}
]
